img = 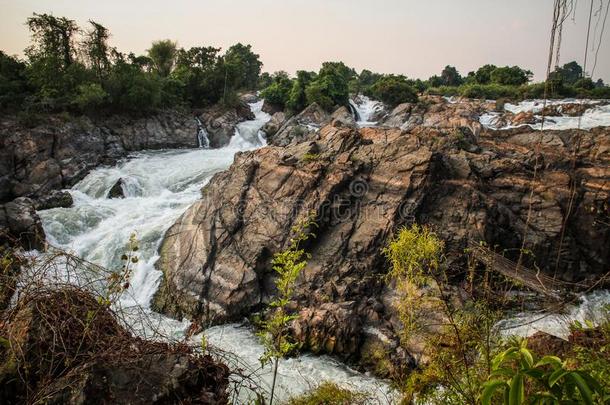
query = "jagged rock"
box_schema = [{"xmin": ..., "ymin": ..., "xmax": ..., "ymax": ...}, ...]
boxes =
[
  {"xmin": 239, "ymin": 92, "xmax": 258, "ymax": 104},
  {"xmin": 153, "ymin": 114, "xmax": 609, "ymax": 369},
  {"xmin": 35, "ymin": 190, "xmax": 73, "ymax": 210},
  {"xmin": 512, "ymin": 111, "xmax": 538, "ymax": 126},
  {"xmin": 380, "ymin": 96, "xmax": 485, "ymax": 135},
  {"xmin": 267, "ymin": 103, "xmax": 330, "ymax": 146},
  {"xmin": 107, "ymin": 178, "xmax": 125, "ymax": 199},
  {"xmin": 199, "ymin": 103, "xmax": 255, "ymax": 148},
  {"xmin": 0, "ymin": 197, "xmax": 45, "ymax": 251},
  {"xmin": 330, "ymin": 106, "xmax": 357, "ymax": 128},
  {"xmin": 261, "ymin": 111, "xmax": 287, "ymax": 137},
  {"xmin": 262, "ymin": 100, "xmax": 283, "ymax": 115},
  {"xmin": 0, "ymin": 288, "xmax": 230, "ymax": 404}
]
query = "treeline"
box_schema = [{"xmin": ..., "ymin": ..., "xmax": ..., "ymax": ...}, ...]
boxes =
[
  {"xmin": 0, "ymin": 13, "xmax": 263, "ymax": 114},
  {"xmin": 2, "ymin": 13, "xmax": 609, "ymax": 117},
  {"xmin": 260, "ymin": 61, "xmax": 610, "ymax": 115}
]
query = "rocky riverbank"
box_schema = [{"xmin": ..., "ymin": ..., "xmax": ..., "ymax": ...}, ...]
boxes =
[
  {"xmin": 153, "ymin": 96, "xmax": 609, "ymax": 372},
  {"xmin": 0, "ymin": 99, "xmax": 255, "ymax": 250}
]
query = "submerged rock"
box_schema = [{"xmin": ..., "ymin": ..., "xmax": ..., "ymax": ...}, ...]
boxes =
[
  {"xmin": 35, "ymin": 190, "xmax": 73, "ymax": 210},
  {"xmin": 0, "ymin": 287, "xmax": 230, "ymax": 405},
  {"xmin": 107, "ymin": 178, "xmax": 125, "ymax": 199}
]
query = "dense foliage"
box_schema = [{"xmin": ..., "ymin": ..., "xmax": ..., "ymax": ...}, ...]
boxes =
[{"xmin": 0, "ymin": 13, "xmax": 263, "ymax": 114}]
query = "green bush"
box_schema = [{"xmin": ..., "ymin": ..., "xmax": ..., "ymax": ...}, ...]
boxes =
[
  {"xmin": 305, "ymin": 62, "xmax": 350, "ymax": 112},
  {"xmin": 260, "ymin": 72, "xmax": 293, "ymax": 110},
  {"xmin": 367, "ymin": 75, "xmax": 418, "ymax": 107},
  {"xmin": 459, "ymin": 83, "xmax": 520, "ymax": 100},
  {"xmin": 73, "ymin": 83, "xmax": 107, "ymax": 111},
  {"xmin": 287, "ymin": 382, "xmax": 369, "ymax": 405}
]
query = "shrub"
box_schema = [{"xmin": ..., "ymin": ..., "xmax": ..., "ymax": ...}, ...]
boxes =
[
  {"xmin": 73, "ymin": 82, "xmax": 107, "ymax": 111},
  {"xmin": 287, "ymin": 382, "xmax": 369, "ymax": 405},
  {"xmin": 260, "ymin": 73, "xmax": 293, "ymax": 110},
  {"xmin": 368, "ymin": 75, "xmax": 418, "ymax": 107}
]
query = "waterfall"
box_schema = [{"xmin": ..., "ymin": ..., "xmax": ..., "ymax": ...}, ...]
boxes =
[
  {"xmin": 349, "ymin": 95, "xmax": 385, "ymax": 127},
  {"xmin": 195, "ymin": 117, "xmax": 210, "ymax": 149},
  {"xmin": 35, "ymin": 100, "xmax": 397, "ymax": 403}
]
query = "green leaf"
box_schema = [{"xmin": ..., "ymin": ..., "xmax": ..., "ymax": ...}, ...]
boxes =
[
  {"xmin": 548, "ymin": 368, "xmax": 569, "ymax": 387},
  {"xmin": 568, "ymin": 372, "xmax": 593, "ymax": 405},
  {"xmin": 519, "ymin": 347, "xmax": 534, "ymax": 368},
  {"xmin": 481, "ymin": 380, "xmax": 508, "ymax": 405},
  {"xmin": 509, "ymin": 373, "xmax": 524, "ymax": 405},
  {"xmin": 535, "ymin": 355, "xmax": 563, "ymax": 369}
]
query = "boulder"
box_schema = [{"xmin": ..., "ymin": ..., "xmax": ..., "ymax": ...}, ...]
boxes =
[
  {"xmin": 261, "ymin": 111, "xmax": 287, "ymax": 137},
  {"xmin": 0, "ymin": 287, "xmax": 230, "ymax": 404},
  {"xmin": 35, "ymin": 190, "xmax": 73, "ymax": 210},
  {"xmin": 1, "ymin": 197, "xmax": 45, "ymax": 251},
  {"xmin": 107, "ymin": 178, "xmax": 125, "ymax": 199},
  {"xmin": 267, "ymin": 103, "xmax": 330, "ymax": 146}
]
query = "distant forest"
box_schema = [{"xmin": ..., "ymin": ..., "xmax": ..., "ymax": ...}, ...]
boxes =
[{"xmin": 1, "ymin": 13, "xmax": 609, "ymax": 116}]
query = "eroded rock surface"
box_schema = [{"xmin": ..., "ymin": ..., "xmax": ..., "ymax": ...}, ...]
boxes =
[{"xmin": 154, "ymin": 97, "xmax": 609, "ymax": 369}]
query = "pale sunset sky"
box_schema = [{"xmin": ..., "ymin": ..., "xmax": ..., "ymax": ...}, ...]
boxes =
[{"xmin": 1, "ymin": 0, "xmax": 609, "ymax": 82}]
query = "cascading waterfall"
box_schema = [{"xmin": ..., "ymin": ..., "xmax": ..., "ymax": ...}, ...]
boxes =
[
  {"xmin": 37, "ymin": 100, "xmax": 396, "ymax": 403},
  {"xmin": 195, "ymin": 116, "xmax": 210, "ymax": 149},
  {"xmin": 349, "ymin": 95, "xmax": 385, "ymax": 127}
]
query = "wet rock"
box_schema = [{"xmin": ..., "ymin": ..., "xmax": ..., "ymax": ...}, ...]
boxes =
[
  {"xmin": 107, "ymin": 178, "xmax": 125, "ymax": 199},
  {"xmin": 267, "ymin": 103, "xmax": 330, "ymax": 146},
  {"xmin": 262, "ymin": 100, "xmax": 283, "ymax": 115},
  {"xmin": 0, "ymin": 197, "xmax": 45, "ymax": 251},
  {"xmin": 0, "ymin": 287, "xmax": 230, "ymax": 405},
  {"xmin": 512, "ymin": 111, "xmax": 538, "ymax": 126},
  {"xmin": 261, "ymin": 111, "xmax": 287, "ymax": 137},
  {"xmin": 199, "ymin": 103, "xmax": 255, "ymax": 148},
  {"xmin": 330, "ymin": 106, "xmax": 357, "ymax": 128},
  {"xmin": 35, "ymin": 190, "xmax": 73, "ymax": 210}
]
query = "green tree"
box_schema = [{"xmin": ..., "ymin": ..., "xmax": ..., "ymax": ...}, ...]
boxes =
[
  {"xmin": 490, "ymin": 66, "xmax": 532, "ymax": 86},
  {"xmin": 260, "ymin": 71, "xmax": 293, "ymax": 109},
  {"xmin": 0, "ymin": 51, "xmax": 30, "ymax": 109},
  {"xmin": 553, "ymin": 61, "xmax": 583, "ymax": 85},
  {"xmin": 286, "ymin": 70, "xmax": 316, "ymax": 112},
  {"xmin": 223, "ymin": 43, "xmax": 262, "ymax": 89},
  {"xmin": 440, "ymin": 65, "xmax": 463, "ymax": 86},
  {"xmin": 83, "ymin": 20, "xmax": 112, "ymax": 82},
  {"xmin": 368, "ymin": 75, "xmax": 418, "ymax": 107},
  {"xmin": 147, "ymin": 40, "xmax": 178, "ymax": 77},
  {"xmin": 305, "ymin": 62, "xmax": 350, "ymax": 111},
  {"xmin": 474, "ymin": 64, "xmax": 497, "ymax": 84}
]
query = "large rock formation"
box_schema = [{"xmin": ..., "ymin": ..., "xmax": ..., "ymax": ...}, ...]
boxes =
[
  {"xmin": 0, "ymin": 287, "xmax": 230, "ymax": 404},
  {"xmin": 197, "ymin": 102, "xmax": 255, "ymax": 148},
  {"xmin": 153, "ymin": 98, "xmax": 609, "ymax": 369}
]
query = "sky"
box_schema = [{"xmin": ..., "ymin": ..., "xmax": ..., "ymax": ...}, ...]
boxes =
[{"xmin": 1, "ymin": 0, "xmax": 609, "ymax": 82}]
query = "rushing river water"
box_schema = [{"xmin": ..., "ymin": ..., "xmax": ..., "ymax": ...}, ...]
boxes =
[
  {"xmin": 33, "ymin": 98, "xmax": 610, "ymax": 403},
  {"xmin": 37, "ymin": 100, "xmax": 397, "ymax": 404}
]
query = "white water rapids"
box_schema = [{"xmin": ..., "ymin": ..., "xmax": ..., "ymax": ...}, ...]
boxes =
[
  {"xmin": 479, "ymin": 98, "xmax": 610, "ymax": 130},
  {"xmin": 36, "ymin": 100, "xmax": 397, "ymax": 404}
]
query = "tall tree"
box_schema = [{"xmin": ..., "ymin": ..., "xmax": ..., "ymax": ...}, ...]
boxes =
[
  {"xmin": 223, "ymin": 43, "xmax": 263, "ymax": 89},
  {"xmin": 83, "ymin": 20, "xmax": 111, "ymax": 81},
  {"xmin": 440, "ymin": 65, "xmax": 463, "ymax": 86},
  {"xmin": 147, "ymin": 40, "xmax": 178, "ymax": 77},
  {"xmin": 26, "ymin": 13, "xmax": 79, "ymax": 69}
]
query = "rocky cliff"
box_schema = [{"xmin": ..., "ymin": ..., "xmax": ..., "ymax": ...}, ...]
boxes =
[{"xmin": 152, "ymin": 97, "xmax": 609, "ymax": 368}]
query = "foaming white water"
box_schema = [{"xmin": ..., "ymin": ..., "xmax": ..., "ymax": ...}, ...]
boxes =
[
  {"xmin": 480, "ymin": 99, "xmax": 610, "ymax": 130},
  {"xmin": 203, "ymin": 324, "xmax": 397, "ymax": 403},
  {"xmin": 350, "ymin": 95, "xmax": 385, "ymax": 127},
  {"xmin": 37, "ymin": 100, "xmax": 396, "ymax": 403},
  {"xmin": 497, "ymin": 290, "xmax": 610, "ymax": 339}
]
